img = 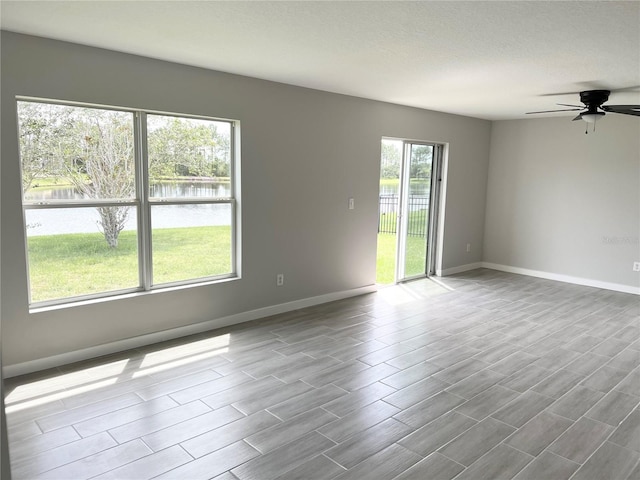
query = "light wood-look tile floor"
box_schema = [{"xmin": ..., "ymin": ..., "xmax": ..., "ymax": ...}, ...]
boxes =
[{"xmin": 5, "ymin": 269, "xmax": 640, "ymax": 479}]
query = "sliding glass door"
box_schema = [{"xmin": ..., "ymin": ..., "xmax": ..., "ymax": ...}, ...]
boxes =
[{"xmin": 377, "ymin": 139, "xmax": 442, "ymax": 284}]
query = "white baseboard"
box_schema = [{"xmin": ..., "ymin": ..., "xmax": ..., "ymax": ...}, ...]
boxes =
[
  {"xmin": 482, "ymin": 262, "xmax": 640, "ymax": 295},
  {"xmin": 436, "ymin": 262, "xmax": 483, "ymax": 277},
  {"xmin": 3, "ymin": 284, "xmax": 377, "ymax": 378}
]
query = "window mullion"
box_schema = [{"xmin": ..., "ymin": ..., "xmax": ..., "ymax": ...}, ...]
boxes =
[{"xmin": 135, "ymin": 111, "xmax": 153, "ymax": 290}]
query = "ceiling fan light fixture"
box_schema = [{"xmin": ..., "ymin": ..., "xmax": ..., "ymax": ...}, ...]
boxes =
[{"xmin": 581, "ymin": 112, "xmax": 605, "ymax": 124}]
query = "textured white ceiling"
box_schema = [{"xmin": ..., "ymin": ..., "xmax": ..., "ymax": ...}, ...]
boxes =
[{"xmin": 1, "ymin": 1, "xmax": 639, "ymax": 120}]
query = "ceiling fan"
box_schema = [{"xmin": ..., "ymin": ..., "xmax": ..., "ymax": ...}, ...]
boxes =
[{"xmin": 526, "ymin": 90, "xmax": 640, "ymax": 133}]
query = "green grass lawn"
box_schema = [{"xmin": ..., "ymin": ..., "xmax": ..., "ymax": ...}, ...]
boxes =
[
  {"xmin": 376, "ymin": 233, "xmax": 427, "ymax": 285},
  {"xmin": 377, "ymin": 208, "xmax": 429, "ymax": 284},
  {"xmin": 152, "ymin": 226, "xmax": 231, "ymax": 284},
  {"xmin": 376, "ymin": 233, "xmax": 397, "ymax": 285},
  {"xmin": 27, "ymin": 226, "xmax": 231, "ymax": 302}
]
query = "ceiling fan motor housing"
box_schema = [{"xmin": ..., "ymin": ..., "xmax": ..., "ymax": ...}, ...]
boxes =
[{"xmin": 580, "ymin": 90, "xmax": 610, "ymax": 111}]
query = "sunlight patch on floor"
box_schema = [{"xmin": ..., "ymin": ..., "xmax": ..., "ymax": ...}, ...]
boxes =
[
  {"xmin": 376, "ymin": 277, "xmax": 453, "ymax": 306},
  {"xmin": 5, "ymin": 334, "xmax": 231, "ymax": 414}
]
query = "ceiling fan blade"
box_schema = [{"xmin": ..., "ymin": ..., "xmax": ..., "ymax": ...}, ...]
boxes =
[
  {"xmin": 540, "ymin": 85, "xmax": 640, "ymax": 97},
  {"xmin": 557, "ymin": 103, "xmax": 584, "ymax": 108},
  {"xmin": 601, "ymin": 105, "xmax": 640, "ymax": 117},
  {"xmin": 572, "ymin": 114, "xmax": 583, "ymax": 121},
  {"xmin": 525, "ymin": 108, "xmax": 584, "ymax": 114}
]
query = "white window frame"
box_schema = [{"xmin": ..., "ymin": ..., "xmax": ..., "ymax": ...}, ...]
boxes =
[{"xmin": 18, "ymin": 97, "xmax": 241, "ymax": 308}]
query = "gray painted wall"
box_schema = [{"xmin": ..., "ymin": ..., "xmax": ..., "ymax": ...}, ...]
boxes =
[
  {"xmin": 1, "ymin": 138, "xmax": 10, "ymax": 480},
  {"xmin": 0, "ymin": 45, "xmax": 10, "ymax": 476},
  {"xmin": 1, "ymin": 351, "xmax": 9, "ymax": 480},
  {"xmin": 1, "ymin": 32, "xmax": 491, "ymax": 368},
  {"xmin": 485, "ymin": 116, "xmax": 640, "ymax": 289}
]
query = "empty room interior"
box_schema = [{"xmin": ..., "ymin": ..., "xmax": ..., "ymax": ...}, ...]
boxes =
[{"xmin": 1, "ymin": 1, "xmax": 639, "ymax": 479}]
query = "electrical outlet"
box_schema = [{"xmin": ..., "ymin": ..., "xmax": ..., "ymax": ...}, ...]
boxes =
[
  {"xmin": 276, "ymin": 273, "xmax": 284, "ymax": 286},
  {"xmin": 466, "ymin": 243, "xmax": 471, "ymax": 253},
  {"xmin": 633, "ymin": 262, "xmax": 640, "ymax": 272}
]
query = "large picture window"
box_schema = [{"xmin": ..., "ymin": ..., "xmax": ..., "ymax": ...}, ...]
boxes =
[{"xmin": 17, "ymin": 100, "xmax": 238, "ymax": 306}]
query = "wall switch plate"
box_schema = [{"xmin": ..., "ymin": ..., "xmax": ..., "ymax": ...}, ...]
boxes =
[
  {"xmin": 633, "ymin": 262, "xmax": 640, "ymax": 272},
  {"xmin": 466, "ymin": 243, "xmax": 471, "ymax": 253},
  {"xmin": 276, "ymin": 273, "xmax": 284, "ymax": 286},
  {"xmin": 348, "ymin": 197, "xmax": 355, "ymax": 210}
]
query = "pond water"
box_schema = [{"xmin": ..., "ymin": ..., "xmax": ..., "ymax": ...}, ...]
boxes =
[
  {"xmin": 379, "ymin": 183, "xmax": 430, "ymax": 196},
  {"xmin": 25, "ymin": 181, "xmax": 232, "ymax": 201},
  {"xmin": 25, "ymin": 182, "xmax": 232, "ymax": 236}
]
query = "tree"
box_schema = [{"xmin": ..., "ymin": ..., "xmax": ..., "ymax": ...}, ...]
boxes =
[
  {"xmin": 381, "ymin": 141, "xmax": 401, "ymax": 179},
  {"xmin": 67, "ymin": 111, "xmax": 135, "ymax": 248},
  {"xmin": 410, "ymin": 145, "xmax": 432, "ymax": 180},
  {"xmin": 17, "ymin": 102, "xmax": 76, "ymax": 191},
  {"xmin": 18, "ymin": 102, "xmax": 135, "ymax": 248},
  {"xmin": 147, "ymin": 116, "xmax": 230, "ymax": 181}
]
